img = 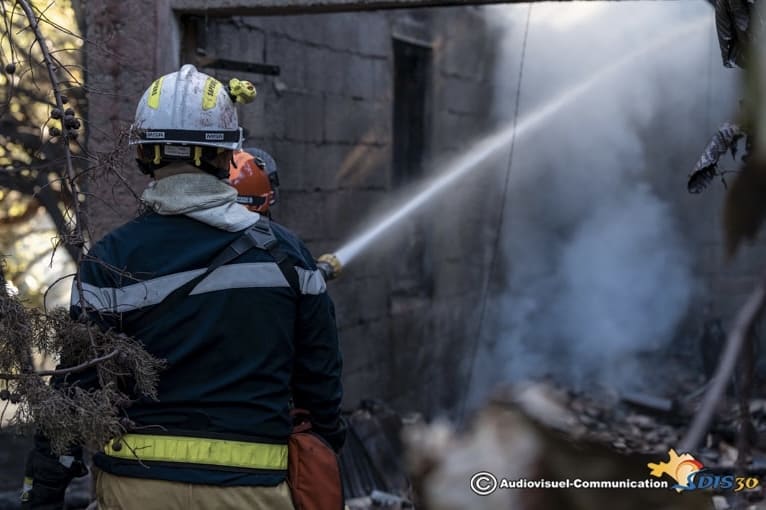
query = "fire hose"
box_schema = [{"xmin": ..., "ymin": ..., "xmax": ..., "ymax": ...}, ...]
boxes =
[{"xmin": 316, "ymin": 253, "xmax": 342, "ymax": 282}]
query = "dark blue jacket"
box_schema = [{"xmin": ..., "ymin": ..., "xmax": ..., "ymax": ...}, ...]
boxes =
[{"xmin": 69, "ymin": 211, "xmax": 343, "ymax": 486}]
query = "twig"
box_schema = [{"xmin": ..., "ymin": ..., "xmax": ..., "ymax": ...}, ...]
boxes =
[
  {"xmin": 41, "ymin": 271, "xmax": 76, "ymax": 313},
  {"xmin": 680, "ymin": 273, "xmax": 766, "ymax": 452},
  {"xmin": 0, "ymin": 349, "xmax": 118, "ymax": 379}
]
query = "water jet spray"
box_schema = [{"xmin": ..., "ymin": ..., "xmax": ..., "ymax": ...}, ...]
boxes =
[{"xmin": 329, "ymin": 15, "xmax": 709, "ymax": 271}]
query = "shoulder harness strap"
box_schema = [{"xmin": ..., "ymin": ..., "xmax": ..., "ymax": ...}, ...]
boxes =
[
  {"xmin": 212, "ymin": 216, "xmax": 300, "ymax": 294},
  {"xmin": 131, "ymin": 217, "xmax": 300, "ymax": 323}
]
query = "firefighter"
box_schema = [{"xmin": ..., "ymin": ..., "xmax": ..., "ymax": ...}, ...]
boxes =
[
  {"xmin": 21, "ymin": 64, "xmax": 344, "ymax": 509},
  {"xmin": 229, "ymin": 148, "xmax": 280, "ymax": 217},
  {"xmin": 229, "ymin": 149, "xmax": 343, "ymax": 282}
]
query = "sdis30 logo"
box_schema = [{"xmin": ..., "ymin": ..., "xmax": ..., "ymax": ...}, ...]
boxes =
[{"xmin": 648, "ymin": 449, "xmax": 760, "ymax": 492}]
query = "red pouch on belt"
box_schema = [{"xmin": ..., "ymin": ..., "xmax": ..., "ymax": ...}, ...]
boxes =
[{"xmin": 288, "ymin": 410, "xmax": 344, "ymax": 510}]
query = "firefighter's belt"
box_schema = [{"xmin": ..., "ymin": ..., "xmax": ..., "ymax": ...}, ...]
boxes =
[{"xmin": 103, "ymin": 434, "xmax": 288, "ymax": 471}]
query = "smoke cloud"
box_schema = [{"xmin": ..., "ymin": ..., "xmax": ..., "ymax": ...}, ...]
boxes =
[{"xmin": 467, "ymin": 2, "xmax": 740, "ymax": 404}]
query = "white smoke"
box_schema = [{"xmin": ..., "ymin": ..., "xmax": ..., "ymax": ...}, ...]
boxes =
[
  {"xmin": 467, "ymin": 1, "xmax": 740, "ymax": 403},
  {"xmin": 553, "ymin": 185, "xmax": 694, "ymax": 388}
]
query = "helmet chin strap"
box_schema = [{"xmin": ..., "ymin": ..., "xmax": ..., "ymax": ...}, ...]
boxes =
[
  {"xmin": 137, "ymin": 144, "xmax": 230, "ymax": 179},
  {"xmin": 136, "ymin": 157, "xmax": 228, "ymax": 180}
]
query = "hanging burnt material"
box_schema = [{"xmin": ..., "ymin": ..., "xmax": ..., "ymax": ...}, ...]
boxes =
[
  {"xmin": 714, "ymin": 0, "xmax": 756, "ymax": 69},
  {"xmin": 720, "ymin": 1, "xmax": 766, "ymax": 256},
  {"xmin": 688, "ymin": 122, "xmax": 747, "ymax": 193}
]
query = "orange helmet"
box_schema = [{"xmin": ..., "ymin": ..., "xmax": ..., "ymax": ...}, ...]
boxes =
[{"xmin": 229, "ymin": 149, "xmax": 277, "ymax": 213}]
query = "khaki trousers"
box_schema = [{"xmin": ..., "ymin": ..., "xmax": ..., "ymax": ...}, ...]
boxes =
[{"xmin": 95, "ymin": 471, "xmax": 295, "ymax": 510}]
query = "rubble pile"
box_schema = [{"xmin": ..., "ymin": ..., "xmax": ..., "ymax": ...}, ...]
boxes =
[{"xmin": 508, "ymin": 380, "xmax": 766, "ymax": 464}]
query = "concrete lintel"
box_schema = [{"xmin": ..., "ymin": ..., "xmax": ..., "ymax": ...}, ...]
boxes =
[{"xmin": 172, "ymin": 0, "xmax": 525, "ymax": 16}]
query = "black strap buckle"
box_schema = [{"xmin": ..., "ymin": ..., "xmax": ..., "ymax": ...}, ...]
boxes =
[{"xmin": 245, "ymin": 218, "xmax": 278, "ymax": 251}]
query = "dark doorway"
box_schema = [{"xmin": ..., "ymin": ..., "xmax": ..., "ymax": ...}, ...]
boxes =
[
  {"xmin": 392, "ymin": 39, "xmax": 430, "ymax": 187},
  {"xmin": 391, "ymin": 38, "xmax": 433, "ymax": 299}
]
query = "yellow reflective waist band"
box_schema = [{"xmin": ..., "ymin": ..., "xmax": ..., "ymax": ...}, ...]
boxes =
[{"xmin": 104, "ymin": 434, "xmax": 288, "ymax": 471}]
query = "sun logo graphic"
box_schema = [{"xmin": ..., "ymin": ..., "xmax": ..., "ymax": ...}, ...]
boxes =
[
  {"xmin": 647, "ymin": 449, "xmax": 704, "ymax": 492},
  {"xmin": 648, "ymin": 449, "xmax": 761, "ymax": 493}
]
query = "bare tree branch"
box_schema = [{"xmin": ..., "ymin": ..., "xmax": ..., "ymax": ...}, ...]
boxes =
[
  {"xmin": 16, "ymin": 0, "xmax": 84, "ymax": 260},
  {"xmin": 0, "ymin": 349, "xmax": 118, "ymax": 380}
]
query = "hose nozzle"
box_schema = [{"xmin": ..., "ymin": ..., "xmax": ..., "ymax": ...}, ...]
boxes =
[{"xmin": 316, "ymin": 253, "xmax": 342, "ymax": 281}]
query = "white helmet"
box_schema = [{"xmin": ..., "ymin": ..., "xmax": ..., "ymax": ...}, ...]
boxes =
[{"xmin": 130, "ymin": 64, "xmax": 244, "ymax": 150}]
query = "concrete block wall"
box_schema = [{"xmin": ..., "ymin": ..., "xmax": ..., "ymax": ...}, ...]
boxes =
[
  {"xmin": 84, "ymin": 0, "xmax": 180, "ymax": 239},
  {"xmin": 410, "ymin": 6, "xmax": 506, "ymax": 417}
]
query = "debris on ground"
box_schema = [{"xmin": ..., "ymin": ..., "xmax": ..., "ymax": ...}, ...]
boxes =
[
  {"xmin": 403, "ymin": 377, "xmax": 766, "ymax": 510},
  {"xmin": 341, "ymin": 400, "xmax": 415, "ymax": 509}
]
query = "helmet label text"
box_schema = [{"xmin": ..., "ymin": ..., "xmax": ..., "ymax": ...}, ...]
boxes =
[
  {"xmin": 147, "ymin": 77, "xmax": 164, "ymax": 110},
  {"xmin": 202, "ymin": 77, "xmax": 222, "ymax": 111}
]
